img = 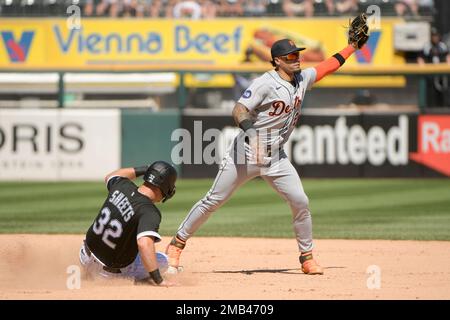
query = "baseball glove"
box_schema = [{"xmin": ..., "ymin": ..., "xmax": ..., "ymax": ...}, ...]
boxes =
[{"xmin": 348, "ymin": 13, "xmax": 369, "ymax": 49}]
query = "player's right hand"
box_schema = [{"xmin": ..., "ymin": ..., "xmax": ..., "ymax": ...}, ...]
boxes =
[
  {"xmin": 249, "ymin": 136, "xmax": 267, "ymax": 166},
  {"xmin": 158, "ymin": 279, "xmax": 178, "ymax": 287},
  {"xmin": 134, "ymin": 277, "xmax": 178, "ymax": 287}
]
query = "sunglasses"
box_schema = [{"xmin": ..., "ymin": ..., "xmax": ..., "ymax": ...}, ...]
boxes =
[{"xmin": 279, "ymin": 52, "xmax": 300, "ymax": 62}]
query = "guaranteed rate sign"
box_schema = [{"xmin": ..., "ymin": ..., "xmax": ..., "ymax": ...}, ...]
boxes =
[
  {"xmin": 179, "ymin": 113, "xmax": 449, "ymax": 178},
  {"xmin": 290, "ymin": 116, "xmax": 409, "ymax": 166},
  {"xmin": 410, "ymin": 115, "xmax": 450, "ymax": 177}
]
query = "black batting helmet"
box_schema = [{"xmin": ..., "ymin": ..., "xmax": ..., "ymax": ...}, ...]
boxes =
[{"xmin": 143, "ymin": 161, "xmax": 177, "ymax": 202}]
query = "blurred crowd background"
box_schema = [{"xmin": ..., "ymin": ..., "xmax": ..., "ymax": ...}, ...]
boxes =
[{"xmin": 0, "ymin": 0, "xmax": 438, "ymax": 19}]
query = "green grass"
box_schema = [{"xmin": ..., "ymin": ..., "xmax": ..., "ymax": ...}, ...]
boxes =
[{"xmin": 0, "ymin": 179, "xmax": 449, "ymax": 240}]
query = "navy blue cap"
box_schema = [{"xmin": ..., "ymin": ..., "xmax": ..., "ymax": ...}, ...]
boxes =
[{"xmin": 271, "ymin": 39, "xmax": 306, "ymax": 58}]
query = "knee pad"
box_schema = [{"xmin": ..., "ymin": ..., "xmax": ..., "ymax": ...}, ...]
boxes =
[{"xmin": 290, "ymin": 195, "xmax": 309, "ymax": 212}]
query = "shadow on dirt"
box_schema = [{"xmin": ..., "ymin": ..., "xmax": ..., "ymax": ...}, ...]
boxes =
[{"xmin": 207, "ymin": 266, "xmax": 346, "ymax": 275}]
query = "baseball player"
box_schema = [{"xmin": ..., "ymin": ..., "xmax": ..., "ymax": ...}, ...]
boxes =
[
  {"xmin": 167, "ymin": 16, "xmax": 369, "ymax": 275},
  {"xmin": 79, "ymin": 161, "xmax": 177, "ymax": 286}
]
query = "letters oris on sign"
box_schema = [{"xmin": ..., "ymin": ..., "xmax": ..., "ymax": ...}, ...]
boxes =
[{"xmin": 0, "ymin": 123, "xmax": 83, "ymax": 153}]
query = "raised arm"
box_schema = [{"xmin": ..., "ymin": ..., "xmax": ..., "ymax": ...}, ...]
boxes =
[
  {"xmin": 314, "ymin": 44, "xmax": 356, "ymax": 82},
  {"xmin": 104, "ymin": 165, "xmax": 149, "ymax": 184},
  {"xmin": 314, "ymin": 13, "xmax": 369, "ymax": 83}
]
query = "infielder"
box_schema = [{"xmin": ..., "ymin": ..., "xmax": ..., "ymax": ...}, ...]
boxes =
[
  {"xmin": 167, "ymin": 15, "xmax": 369, "ymax": 275},
  {"xmin": 79, "ymin": 161, "xmax": 177, "ymax": 286}
]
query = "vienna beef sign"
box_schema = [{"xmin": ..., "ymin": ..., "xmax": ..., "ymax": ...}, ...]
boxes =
[{"xmin": 410, "ymin": 115, "xmax": 450, "ymax": 177}]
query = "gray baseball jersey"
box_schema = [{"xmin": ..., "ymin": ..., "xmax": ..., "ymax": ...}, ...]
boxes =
[
  {"xmin": 176, "ymin": 67, "xmax": 318, "ymax": 254},
  {"xmin": 237, "ymin": 68, "xmax": 316, "ymax": 152}
]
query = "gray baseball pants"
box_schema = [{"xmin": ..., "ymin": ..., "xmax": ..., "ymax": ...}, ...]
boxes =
[{"xmin": 176, "ymin": 145, "xmax": 314, "ymax": 253}]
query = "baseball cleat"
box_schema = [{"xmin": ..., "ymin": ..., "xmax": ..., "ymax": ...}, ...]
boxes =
[
  {"xmin": 300, "ymin": 252, "xmax": 324, "ymax": 275},
  {"xmin": 165, "ymin": 236, "xmax": 186, "ymax": 270}
]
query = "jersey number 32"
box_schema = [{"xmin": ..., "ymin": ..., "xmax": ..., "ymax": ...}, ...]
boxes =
[{"xmin": 93, "ymin": 207, "xmax": 123, "ymax": 249}]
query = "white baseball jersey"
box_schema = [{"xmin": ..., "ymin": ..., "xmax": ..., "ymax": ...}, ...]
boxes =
[{"xmin": 237, "ymin": 67, "xmax": 317, "ymax": 153}]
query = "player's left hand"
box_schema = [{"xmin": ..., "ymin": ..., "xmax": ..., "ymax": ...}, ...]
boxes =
[{"xmin": 348, "ymin": 13, "xmax": 369, "ymax": 49}]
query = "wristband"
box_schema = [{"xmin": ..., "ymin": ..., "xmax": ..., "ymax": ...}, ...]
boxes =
[
  {"xmin": 239, "ymin": 119, "xmax": 254, "ymax": 132},
  {"xmin": 332, "ymin": 53, "xmax": 346, "ymax": 66},
  {"xmin": 149, "ymin": 269, "xmax": 163, "ymax": 285},
  {"xmin": 134, "ymin": 165, "xmax": 149, "ymax": 177}
]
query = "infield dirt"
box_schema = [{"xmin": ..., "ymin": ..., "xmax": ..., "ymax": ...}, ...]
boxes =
[{"xmin": 0, "ymin": 234, "xmax": 449, "ymax": 300}]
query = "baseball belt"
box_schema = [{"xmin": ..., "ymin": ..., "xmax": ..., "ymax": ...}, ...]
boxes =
[{"xmin": 83, "ymin": 241, "xmax": 122, "ymax": 274}]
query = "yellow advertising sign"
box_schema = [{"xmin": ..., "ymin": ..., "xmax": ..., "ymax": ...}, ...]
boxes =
[{"xmin": 0, "ymin": 18, "xmax": 405, "ymax": 86}]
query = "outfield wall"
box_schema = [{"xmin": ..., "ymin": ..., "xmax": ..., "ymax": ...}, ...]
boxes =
[
  {"xmin": 0, "ymin": 109, "xmax": 449, "ymax": 180},
  {"xmin": 0, "ymin": 18, "xmax": 403, "ymax": 68},
  {"xmin": 0, "ymin": 109, "xmax": 120, "ymax": 181},
  {"xmin": 0, "ymin": 17, "xmax": 407, "ymax": 88},
  {"xmin": 179, "ymin": 112, "xmax": 449, "ymax": 178},
  {"xmin": 0, "ymin": 108, "xmax": 179, "ymax": 181}
]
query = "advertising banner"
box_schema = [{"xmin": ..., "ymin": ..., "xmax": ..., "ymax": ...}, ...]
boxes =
[
  {"xmin": 179, "ymin": 113, "xmax": 449, "ymax": 178},
  {"xmin": 0, "ymin": 17, "xmax": 406, "ymax": 87},
  {"xmin": 409, "ymin": 115, "xmax": 450, "ymax": 177},
  {"xmin": 289, "ymin": 114, "xmax": 421, "ymax": 177},
  {"xmin": 0, "ymin": 109, "xmax": 120, "ymax": 180},
  {"xmin": 0, "ymin": 18, "xmax": 403, "ymax": 69}
]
